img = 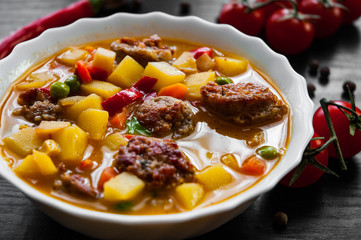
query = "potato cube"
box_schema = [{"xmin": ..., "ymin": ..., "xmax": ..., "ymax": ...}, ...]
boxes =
[
  {"xmin": 175, "ymin": 183, "xmax": 204, "ymax": 209},
  {"xmin": 14, "ymin": 154, "xmax": 39, "ymax": 177},
  {"xmin": 58, "ymin": 96, "xmax": 85, "ymax": 107},
  {"xmin": 15, "ymin": 72, "xmax": 58, "ymax": 91},
  {"xmin": 221, "ymin": 154, "xmax": 239, "ymax": 171},
  {"xmin": 103, "ymin": 172, "xmax": 145, "ymax": 202},
  {"xmin": 107, "ymin": 55, "xmax": 144, "ymax": 88},
  {"xmin": 35, "ymin": 121, "xmax": 71, "ymax": 137},
  {"xmin": 92, "ymin": 47, "xmax": 116, "ymax": 73},
  {"xmin": 32, "ymin": 150, "xmax": 58, "ymax": 176},
  {"xmin": 185, "ymin": 71, "xmax": 215, "ymax": 99},
  {"xmin": 196, "ymin": 53, "xmax": 215, "ymax": 72},
  {"xmin": 52, "ymin": 125, "xmax": 88, "ymax": 163},
  {"xmin": 77, "ymin": 109, "xmax": 109, "ymax": 140},
  {"xmin": 196, "ymin": 163, "xmax": 232, "ymax": 190},
  {"xmin": 57, "ymin": 48, "xmax": 88, "ymax": 66},
  {"xmin": 2, "ymin": 127, "xmax": 43, "ymax": 157},
  {"xmin": 172, "ymin": 52, "xmax": 198, "ymax": 74},
  {"xmin": 40, "ymin": 139, "xmax": 60, "ymax": 157},
  {"xmin": 102, "ymin": 132, "xmax": 128, "ymax": 150},
  {"xmin": 63, "ymin": 94, "xmax": 103, "ymax": 120},
  {"xmin": 81, "ymin": 80, "xmax": 121, "ymax": 99},
  {"xmin": 214, "ymin": 56, "xmax": 248, "ymax": 76},
  {"xmin": 143, "ymin": 62, "xmax": 186, "ymax": 90}
]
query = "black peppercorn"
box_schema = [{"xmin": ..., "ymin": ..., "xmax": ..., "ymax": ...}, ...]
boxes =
[
  {"xmin": 343, "ymin": 80, "xmax": 356, "ymax": 93},
  {"xmin": 307, "ymin": 83, "xmax": 316, "ymax": 98},
  {"xmin": 273, "ymin": 211, "xmax": 288, "ymax": 230},
  {"xmin": 180, "ymin": 2, "xmax": 191, "ymax": 15},
  {"xmin": 308, "ymin": 59, "xmax": 319, "ymax": 76}
]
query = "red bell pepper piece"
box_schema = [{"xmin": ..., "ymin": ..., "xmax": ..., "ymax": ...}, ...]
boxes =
[
  {"xmin": 87, "ymin": 64, "xmax": 109, "ymax": 81},
  {"xmin": 101, "ymin": 89, "xmax": 142, "ymax": 116},
  {"xmin": 76, "ymin": 60, "xmax": 92, "ymax": 83},
  {"xmin": 131, "ymin": 76, "xmax": 158, "ymax": 93},
  {"xmin": 190, "ymin": 47, "xmax": 213, "ymax": 59}
]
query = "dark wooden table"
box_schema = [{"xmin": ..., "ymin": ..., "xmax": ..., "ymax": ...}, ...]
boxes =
[{"xmin": 1, "ymin": 0, "xmax": 361, "ymax": 239}]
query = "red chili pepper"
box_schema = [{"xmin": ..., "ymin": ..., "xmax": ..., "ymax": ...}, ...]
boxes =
[
  {"xmin": 101, "ymin": 76, "xmax": 158, "ymax": 116},
  {"xmin": 39, "ymin": 87, "xmax": 54, "ymax": 102},
  {"xmin": 0, "ymin": 0, "xmax": 102, "ymax": 59},
  {"xmin": 190, "ymin": 47, "xmax": 213, "ymax": 59},
  {"xmin": 76, "ymin": 60, "xmax": 92, "ymax": 83},
  {"xmin": 87, "ymin": 64, "xmax": 109, "ymax": 81}
]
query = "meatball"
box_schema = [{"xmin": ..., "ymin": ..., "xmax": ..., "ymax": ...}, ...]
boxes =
[
  {"xmin": 115, "ymin": 135, "xmax": 195, "ymax": 190},
  {"xmin": 134, "ymin": 96, "xmax": 195, "ymax": 138},
  {"xmin": 201, "ymin": 81, "xmax": 288, "ymax": 126},
  {"xmin": 111, "ymin": 34, "xmax": 174, "ymax": 67}
]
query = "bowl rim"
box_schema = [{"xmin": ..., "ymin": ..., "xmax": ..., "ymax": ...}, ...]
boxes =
[{"xmin": 0, "ymin": 12, "xmax": 314, "ymax": 225}]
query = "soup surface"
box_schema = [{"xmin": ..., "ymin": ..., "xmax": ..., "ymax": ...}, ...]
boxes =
[{"xmin": 0, "ymin": 35, "xmax": 290, "ymax": 215}]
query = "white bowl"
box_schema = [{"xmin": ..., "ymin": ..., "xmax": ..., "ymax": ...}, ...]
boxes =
[{"xmin": 0, "ymin": 12, "xmax": 314, "ymax": 240}]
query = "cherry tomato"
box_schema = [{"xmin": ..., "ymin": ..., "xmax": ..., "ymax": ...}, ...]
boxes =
[
  {"xmin": 299, "ymin": 0, "xmax": 343, "ymax": 38},
  {"xmin": 280, "ymin": 133, "xmax": 328, "ymax": 188},
  {"xmin": 218, "ymin": 2, "xmax": 265, "ymax": 36},
  {"xmin": 256, "ymin": 0, "xmax": 293, "ymax": 21},
  {"xmin": 265, "ymin": 8, "xmax": 315, "ymax": 55},
  {"xmin": 340, "ymin": 0, "xmax": 361, "ymax": 24},
  {"xmin": 313, "ymin": 101, "xmax": 361, "ymax": 159}
]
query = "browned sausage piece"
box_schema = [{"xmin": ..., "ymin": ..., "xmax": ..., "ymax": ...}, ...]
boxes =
[
  {"xmin": 200, "ymin": 81, "xmax": 288, "ymax": 126},
  {"xmin": 134, "ymin": 96, "xmax": 195, "ymax": 138},
  {"xmin": 115, "ymin": 135, "xmax": 194, "ymax": 190},
  {"xmin": 110, "ymin": 34, "xmax": 174, "ymax": 66}
]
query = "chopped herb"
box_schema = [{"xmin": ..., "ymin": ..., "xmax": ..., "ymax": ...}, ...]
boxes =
[
  {"xmin": 115, "ymin": 201, "xmax": 133, "ymax": 211},
  {"xmin": 126, "ymin": 117, "xmax": 151, "ymax": 136}
]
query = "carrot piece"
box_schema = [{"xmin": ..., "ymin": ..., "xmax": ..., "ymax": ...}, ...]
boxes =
[
  {"xmin": 158, "ymin": 83, "xmax": 188, "ymax": 99},
  {"xmin": 98, "ymin": 167, "xmax": 118, "ymax": 190},
  {"xmin": 84, "ymin": 46, "xmax": 95, "ymax": 53},
  {"xmin": 76, "ymin": 60, "xmax": 92, "ymax": 83},
  {"xmin": 240, "ymin": 156, "xmax": 267, "ymax": 175},
  {"xmin": 79, "ymin": 159, "xmax": 94, "ymax": 171},
  {"xmin": 109, "ymin": 107, "xmax": 130, "ymax": 129}
]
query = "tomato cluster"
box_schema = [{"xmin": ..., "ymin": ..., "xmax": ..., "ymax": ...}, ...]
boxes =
[{"xmin": 218, "ymin": 0, "xmax": 361, "ymax": 55}]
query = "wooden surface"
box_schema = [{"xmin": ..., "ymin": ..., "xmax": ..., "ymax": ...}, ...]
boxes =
[{"xmin": 1, "ymin": 0, "xmax": 361, "ymax": 239}]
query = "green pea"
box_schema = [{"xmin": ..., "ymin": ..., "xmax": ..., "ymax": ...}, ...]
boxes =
[
  {"xmin": 50, "ymin": 81, "xmax": 70, "ymax": 99},
  {"xmin": 256, "ymin": 146, "xmax": 278, "ymax": 160},
  {"xmin": 115, "ymin": 201, "xmax": 132, "ymax": 211},
  {"xmin": 64, "ymin": 75, "xmax": 81, "ymax": 93},
  {"xmin": 215, "ymin": 77, "xmax": 233, "ymax": 85}
]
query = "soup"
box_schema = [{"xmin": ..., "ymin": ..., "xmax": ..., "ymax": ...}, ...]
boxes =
[{"xmin": 0, "ymin": 35, "xmax": 290, "ymax": 215}]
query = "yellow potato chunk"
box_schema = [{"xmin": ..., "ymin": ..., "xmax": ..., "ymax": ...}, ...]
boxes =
[
  {"xmin": 58, "ymin": 96, "xmax": 85, "ymax": 107},
  {"xmin": 57, "ymin": 48, "xmax": 88, "ymax": 66},
  {"xmin": 185, "ymin": 71, "xmax": 215, "ymax": 99},
  {"xmin": 52, "ymin": 125, "xmax": 88, "ymax": 164},
  {"xmin": 221, "ymin": 154, "xmax": 239, "ymax": 171},
  {"xmin": 172, "ymin": 52, "xmax": 198, "ymax": 74},
  {"xmin": 14, "ymin": 154, "xmax": 39, "ymax": 177},
  {"xmin": 81, "ymin": 80, "xmax": 121, "ymax": 99},
  {"xmin": 107, "ymin": 55, "xmax": 144, "ymax": 88},
  {"xmin": 196, "ymin": 53, "xmax": 215, "ymax": 72},
  {"xmin": 175, "ymin": 183, "xmax": 204, "ymax": 210},
  {"xmin": 35, "ymin": 121, "xmax": 71, "ymax": 137},
  {"xmin": 2, "ymin": 127, "xmax": 43, "ymax": 157},
  {"xmin": 143, "ymin": 62, "xmax": 186, "ymax": 90},
  {"xmin": 92, "ymin": 47, "xmax": 116, "ymax": 73},
  {"xmin": 32, "ymin": 150, "xmax": 58, "ymax": 176},
  {"xmin": 214, "ymin": 56, "xmax": 248, "ymax": 76},
  {"xmin": 196, "ymin": 164, "xmax": 232, "ymax": 190},
  {"xmin": 77, "ymin": 109, "xmax": 109, "ymax": 140},
  {"xmin": 102, "ymin": 132, "xmax": 128, "ymax": 150},
  {"xmin": 63, "ymin": 94, "xmax": 103, "ymax": 120},
  {"xmin": 40, "ymin": 139, "xmax": 60, "ymax": 157},
  {"xmin": 103, "ymin": 172, "xmax": 145, "ymax": 202},
  {"xmin": 15, "ymin": 72, "xmax": 58, "ymax": 91}
]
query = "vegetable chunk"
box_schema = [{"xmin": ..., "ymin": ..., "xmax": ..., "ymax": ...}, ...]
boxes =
[
  {"xmin": 57, "ymin": 48, "xmax": 88, "ymax": 66},
  {"xmin": 92, "ymin": 47, "xmax": 116, "ymax": 73},
  {"xmin": 103, "ymin": 172, "xmax": 145, "ymax": 202},
  {"xmin": 77, "ymin": 108, "xmax": 109, "ymax": 140},
  {"xmin": 172, "ymin": 52, "xmax": 197, "ymax": 74},
  {"xmin": 185, "ymin": 71, "xmax": 215, "ymax": 99},
  {"xmin": 102, "ymin": 132, "xmax": 128, "ymax": 150},
  {"xmin": 214, "ymin": 56, "xmax": 248, "ymax": 76},
  {"xmin": 81, "ymin": 80, "xmax": 121, "ymax": 99},
  {"xmin": 35, "ymin": 121, "xmax": 71, "ymax": 137},
  {"xmin": 175, "ymin": 183, "xmax": 204, "ymax": 209},
  {"xmin": 3, "ymin": 127, "xmax": 43, "ymax": 157},
  {"xmin": 32, "ymin": 150, "xmax": 58, "ymax": 175},
  {"xmin": 14, "ymin": 154, "xmax": 39, "ymax": 177},
  {"xmin": 52, "ymin": 125, "xmax": 88, "ymax": 163},
  {"xmin": 63, "ymin": 93, "xmax": 103, "ymax": 120},
  {"xmin": 107, "ymin": 55, "xmax": 144, "ymax": 88},
  {"xmin": 196, "ymin": 163, "xmax": 232, "ymax": 190},
  {"xmin": 143, "ymin": 62, "xmax": 186, "ymax": 90}
]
